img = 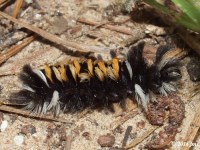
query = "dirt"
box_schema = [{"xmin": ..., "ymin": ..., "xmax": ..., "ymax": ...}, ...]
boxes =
[{"xmin": 0, "ymin": 0, "xmax": 200, "ymax": 150}]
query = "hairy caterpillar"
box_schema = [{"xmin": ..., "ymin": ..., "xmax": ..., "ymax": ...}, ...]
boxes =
[{"xmin": 10, "ymin": 42, "xmax": 183, "ymax": 116}]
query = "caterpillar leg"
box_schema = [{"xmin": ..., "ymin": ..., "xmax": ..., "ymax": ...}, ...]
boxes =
[
  {"xmin": 78, "ymin": 108, "xmax": 91, "ymax": 118},
  {"xmin": 125, "ymin": 98, "xmax": 137, "ymax": 112},
  {"xmin": 112, "ymin": 102, "xmax": 123, "ymax": 116}
]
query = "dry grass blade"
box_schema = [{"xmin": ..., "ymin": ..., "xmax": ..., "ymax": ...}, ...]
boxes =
[
  {"xmin": 181, "ymin": 102, "xmax": 200, "ymax": 150},
  {"xmin": 0, "ymin": 34, "xmax": 36, "ymax": 65},
  {"xmin": 0, "ymin": 104, "xmax": 70, "ymax": 123},
  {"xmin": 77, "ymin": 17, "xmax": 133, "ymax": 35},
  {"xmin": 12, "ymin": 0, "xmax": 23, "ymax": 18},
  {"xmin": 110, "ymin": 110, "xmax": 139, "ymax": 130},
  {"xmin": 124, "ymin": 126, "xmax": 159, "ymax": 149},
  {"xmin": 0, "ymin": 0, "xmax": 8, "ymax": 5},
  {"xmin": 0, "ymin": 11, "xmax": 112, "ymax": 54},
  {"xmin": 66, "ymin": 135, "xmax": 73, "ymax": 150}
]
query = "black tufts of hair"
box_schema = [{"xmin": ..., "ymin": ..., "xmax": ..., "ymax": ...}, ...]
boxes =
[{"xmin": 155, "ymin": 45, "xmax": 174, "ymax": 63}]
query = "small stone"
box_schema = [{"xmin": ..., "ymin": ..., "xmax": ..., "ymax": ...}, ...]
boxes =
[
  {"xmin": 0, "ymin": 120, "xmax": 8, "ymax": 132},
  {"xmin": 9, "ymin": 114, "xmax": 18, "ymax": 123},
  {"xmin": 145, "ymin": 25, "xmax": 166, "ymax": 35},
  {"xmin": 136, "ymin": 120, "xmax": 146, "ymax": 129},
  {"xmin": 82, "ymin": 132, "xmax": 91, "ymax": 140},
  {"xmin": 21, "ymin": 124, "xmax": 36, "ymax": 135},
  {"xmin": 14, "ymin": 135, "xmax": 24, "ymax": 146},
  {"xmin": 50, "ymin": 16, "xmax": 68, "ymax": 35},
  {"xmin": 97, "ymin": 134, "xmax": 115, "ymax": 147}
]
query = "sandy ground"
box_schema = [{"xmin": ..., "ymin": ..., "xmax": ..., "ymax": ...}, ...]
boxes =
[{"xmin": 0, "ymin": 0, "xmax": 200, "ymax": 150}]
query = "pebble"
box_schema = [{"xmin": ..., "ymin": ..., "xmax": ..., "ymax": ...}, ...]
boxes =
[
  {"xmin": 0, "ymin": 120, "xmax": 8, "ymax": 132},
  {"xmin": 97, "ymin": 134, "xmax": 115, "ymax": 147},
  {"xmin": 35, "ymin": 14, "xmax": 42, "ymax": 20},
  {"xmin": 145, "ymin": 25, "xmax": 166, "ymax": 35},
  {"xmin": 14, "ymin": 135, "xmax": 24, "ymax": 146},
  {"xmin": 136, "ymin": 120, "xmax": 146, "ymax": 129},
  {"xmin": 82, "ymin": 132, "xmax": 91, "ymax": 140},
  {"xmin": 21, "ymin": 124, "xmax": 36, "ymax": 135}
]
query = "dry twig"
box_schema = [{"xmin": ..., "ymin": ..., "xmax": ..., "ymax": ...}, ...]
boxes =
[
  {"xmin": 0, "ymin": 34, "xmax": 36, "ymax": 65},
  {"xmin": 0, "ymin": 0, "xmax": 8, "ymax": 5},
  {"xmin": 0, "ymin": 104, "xmax": 71, "ymax": 123},
  {"xmin": 181, "ymin": 102, "xmax": 200, "ymax": 150},
  {"xmin": 0, "ymin": 47, "xmax": 62, "ymax": 76},
  {"xmin": 66, "ymin": 135, "xmax": 73, "ymax": 150},
  {"xmin": 77, "ymin": 17, "xmax": 133, "ymax": 35},
  {"xmin": 0, "ymin": 11, "xmax": 112, "ymax": 54},
  {"xmin": 110, "ymin": 110, "xmax": 139, "ymax": 130},
  {"xmin": 12, "ymin": 0, "xmax": 23, "ymax": 18},
  {"xmin": 122, "ymin": 126, "xmax": 132, "ymax": 147}
]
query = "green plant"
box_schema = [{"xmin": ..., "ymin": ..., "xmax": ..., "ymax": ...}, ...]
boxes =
[{"xmin": 143, "ymin": 0, "xmax": 200, "ymax": 32}]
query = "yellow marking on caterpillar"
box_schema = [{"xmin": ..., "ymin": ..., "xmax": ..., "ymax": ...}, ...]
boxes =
[
  {"xmin": 158, "ymin": 48, "xmax": 185, "ymax": 70},
  {"xmin": 112, "ymin": 103, "xmax": 123, "ymax": 116},
  {"xmin": 112, "ymin": 58, "xmax": 119, "ymax": 79},
  {"xmin": 95, "ymin": 67, "xmax": 105, "ymax": 81},
  {"xmin": 107, "ymin": 66, "xmax": 116, "ymax": 80},
  {"xmin": 52, "ymin": 67, "xmax": 62, "ymax": 82},
  {"xmin": 44, "ymin": 65, "xmax": 53, "ymax": 83},
  {"xmin": 73, "ymin": 60, "xmax": 81, "ymax": 75},
  {"xmin": 58, "ymin": 64, "xmax": 68, "ymax": 81},
  {"xmin": 98, "ymin": 61, "xmax": 107, "ymax": 76},
  {"xmin": 78, "ymin": 73, "xmax": 90, "ymax": 82},
  {"xmin": 162, "ymin": 48, "xmax": 183, "ymax": 60},
  {"xmin": 87, "ymin": 59, "xmax": 94, "ymax": 76},
  {"xmin": 69, "ymin": 64, "xmax": 77, "ymax": 81}
]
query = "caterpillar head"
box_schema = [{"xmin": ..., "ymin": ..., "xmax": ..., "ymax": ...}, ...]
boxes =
[{"xmin": 148, "ymin": 45, "xmax": 186, "ymax": 95}]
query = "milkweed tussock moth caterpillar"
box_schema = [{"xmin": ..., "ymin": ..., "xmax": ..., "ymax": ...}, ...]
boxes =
[{"xmin": 9, "ymin": 42, "xmax": 184, "ymax": 116}]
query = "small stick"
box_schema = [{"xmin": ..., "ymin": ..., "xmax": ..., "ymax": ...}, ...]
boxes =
[
  {"xmin": 110, "ymin": 110, "xmax": 139, "ymax": 130},
  {"xmin": 122, "ymin": 126, "xmax": 133, "ymax": 147},
  {"xmin": 12, "ymin": 0, "xmax": 23, "ymax": 18},
  {"xmin": 0, "ymin": 47, "xmax": 62, "ymax": 76},
  {"xmin": 181, "ymin": 102, "xmax": 200, "ymax": 150},
  {"xmin": 66, "ymin": 135, "xmax": 73, "ymax": 150},
  {"xmin": 77, "ymin": 18, "xmax": 133, "ymax": 35},
  {"xmin": 0, "ymin": 11, "xmax": 112, "ymax": 54},
  {"xmin": 124, "ymin": 126, "xmax": 159, "ymax": 149},
  {"xmin": 0, "ymin": 0, "xmax": 7, "ymax": 5},
  {"xmin": 0, "ymin": 34, "xmax": 36, "ymax": 64},
  {"xmin": 0, "ymin": 104, "xmax": 70, "ymax": 123}
]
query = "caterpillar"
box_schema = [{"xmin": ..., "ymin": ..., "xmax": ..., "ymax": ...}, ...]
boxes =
[{"xmin": 9, "ymin": 42, "xmax": 184, "ymax": 116}]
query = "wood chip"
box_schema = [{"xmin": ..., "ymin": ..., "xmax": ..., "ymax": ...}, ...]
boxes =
[
  {"xmin": 98, "ymin": 134, "xmax": 115, "ymax": 147},
  {"xmin": 124, "ymin": 126, "xmax": 159, "ymax": 149}
]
